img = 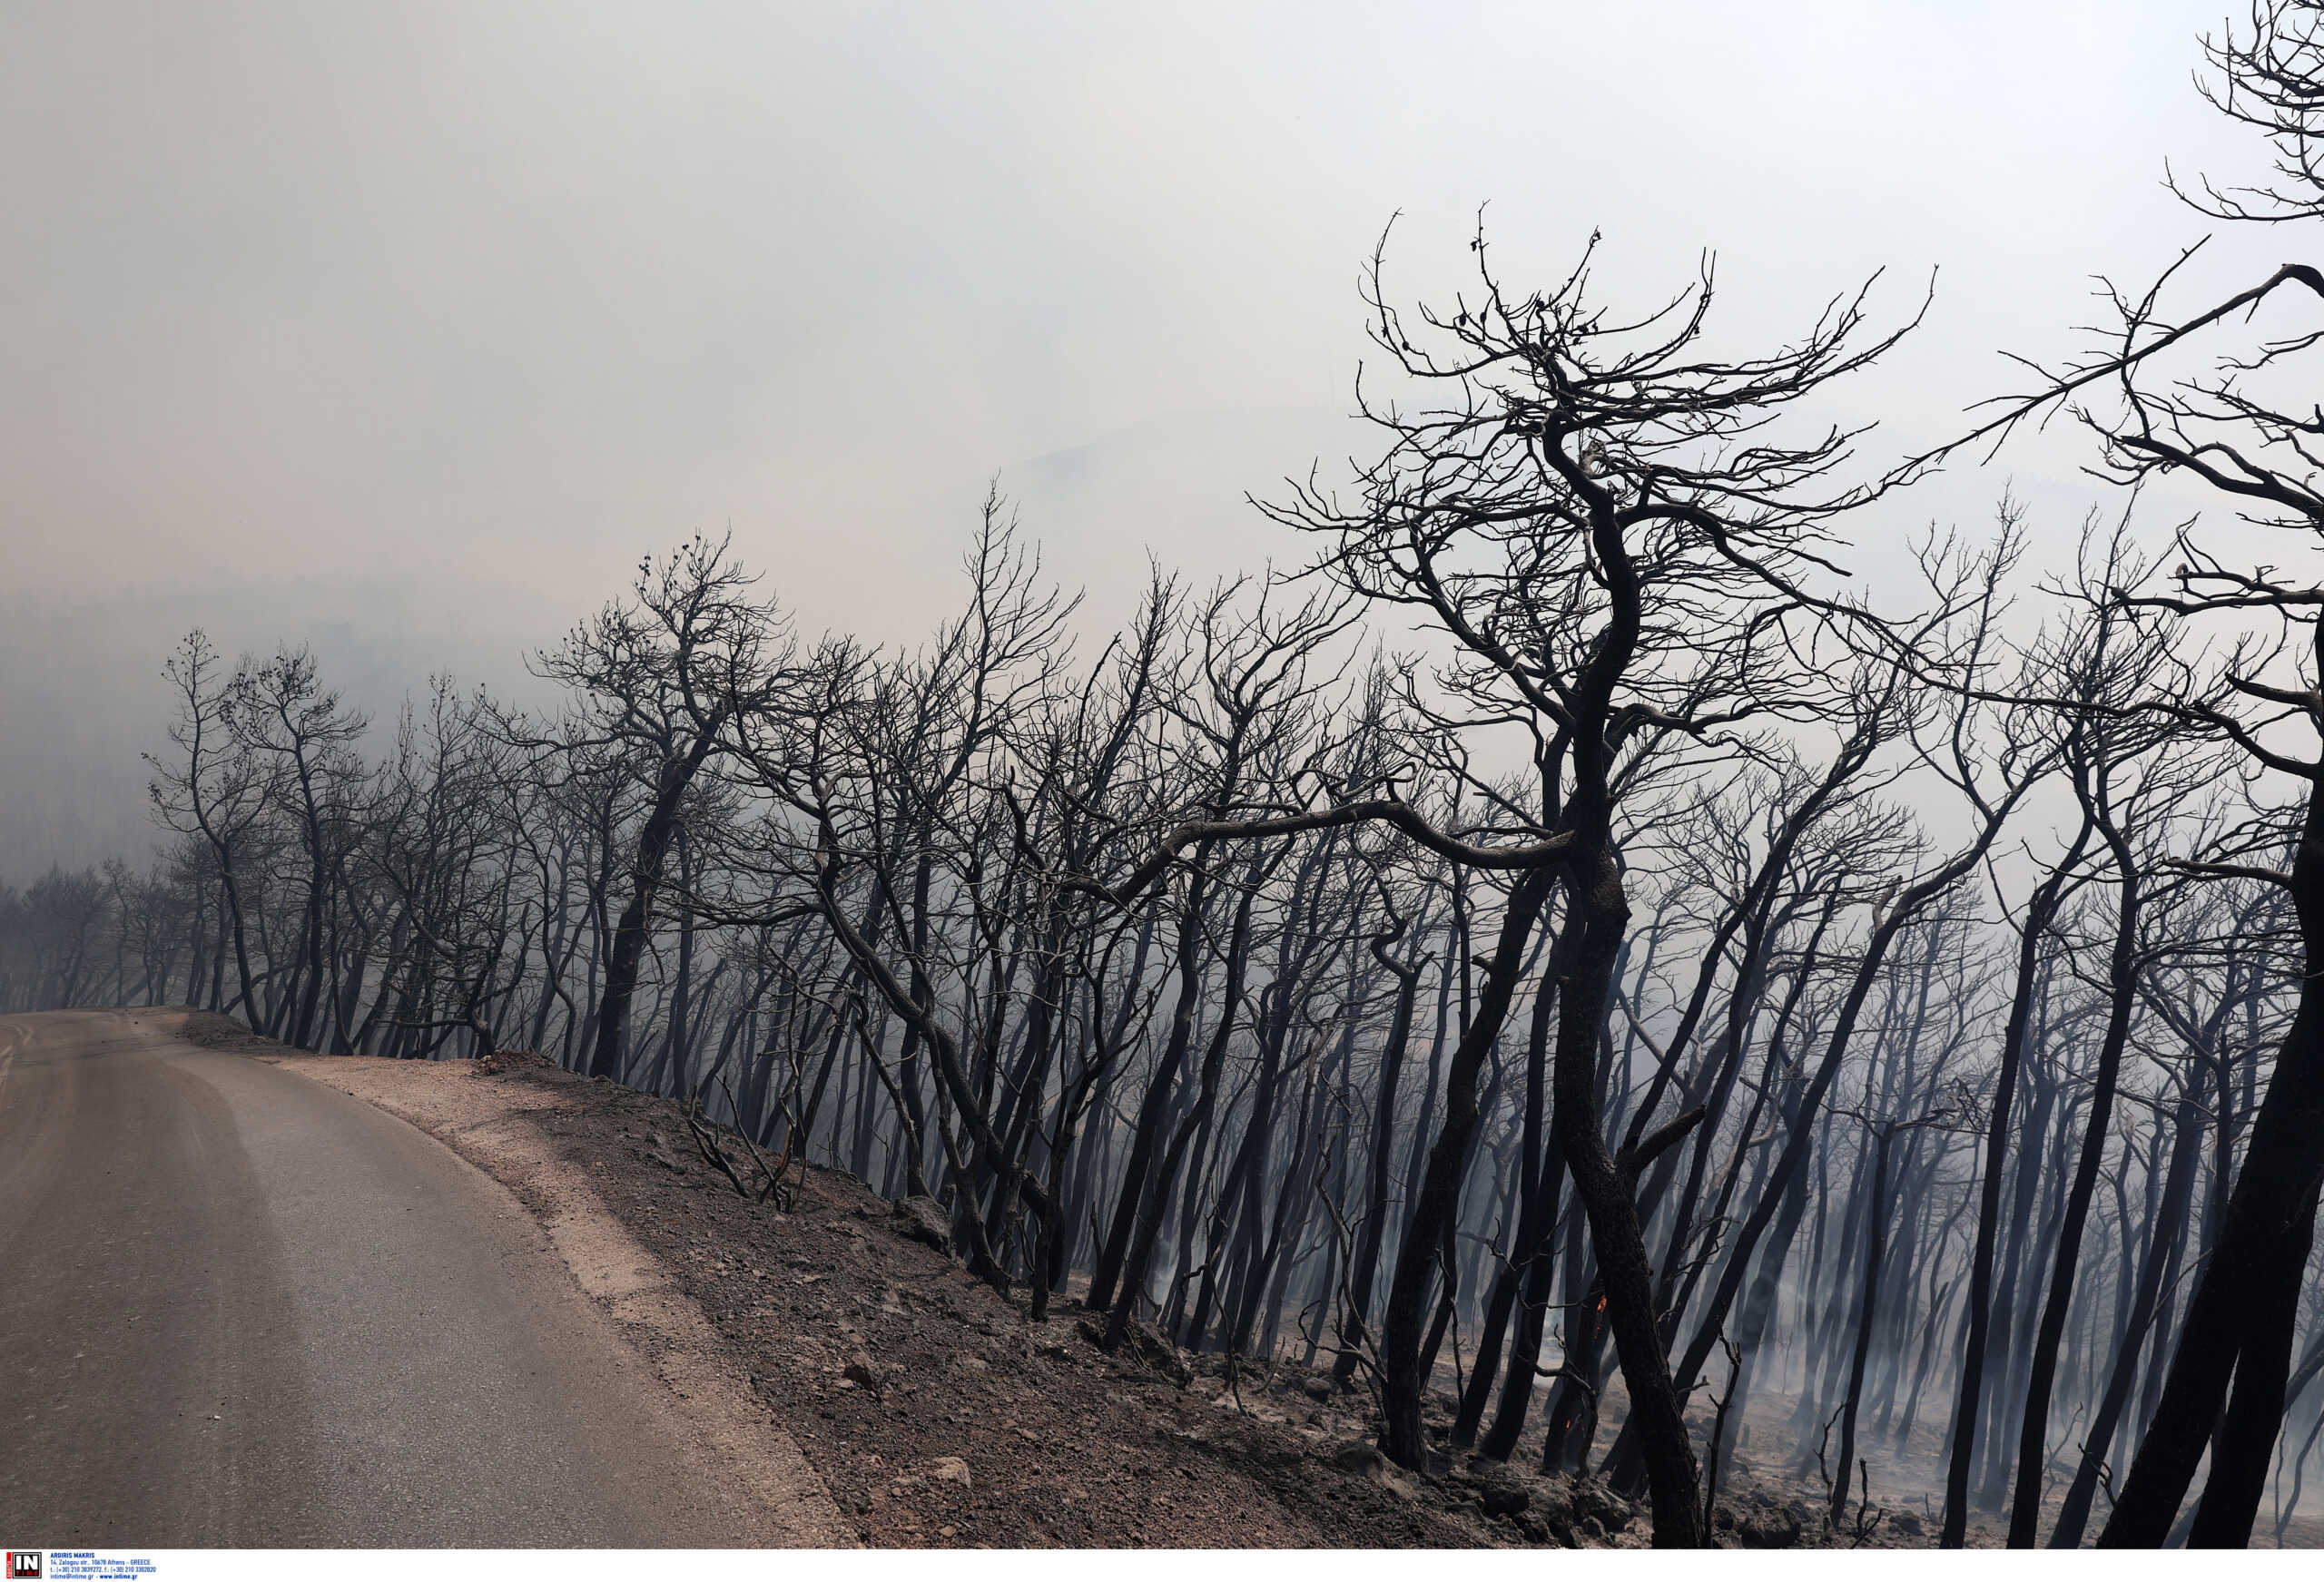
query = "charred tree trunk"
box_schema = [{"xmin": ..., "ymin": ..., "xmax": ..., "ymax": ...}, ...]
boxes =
[
  {"xmin": 1831, "ymin": 1124, "xmax": 1900, "ymax": 1524},
  {"xmin": 2010, "ymin": 782, "xmax": 2140, "ymax": 1546},
  {"xmin": 2050, "ymin": 1093, "xmax": 2207, "ymax": 1547},
  {"xmin": 1335, "ymin": 925, "xmax": 1425, "ymax": 1384},
  {"xmin": 1088, "ymin": 860, "xmax": 1214, "ymax": 1312},
  {"xmin": 1552, "ymin": 845, "xmax": 1704, "ymax": 1547},
  {"xmin": 1377, "ymin": 866, "xmax": 1556, "ymax": 1470},
  {"xmin": 1939, "ymin": 817, "xmax": 2090, "ymax": 1543},
  {"xmin": 586, "ymin": 723, "xmax": 724, "ymax": 1080},
  {"xmin": 2101, "ymin": 787, "xmax": 2324, "ymax": 1548}
]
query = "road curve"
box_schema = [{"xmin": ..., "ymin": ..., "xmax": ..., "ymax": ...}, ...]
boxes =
[{"xmin": 0, "ymin": 1009, "xmax": 821, "ymax": 1547}]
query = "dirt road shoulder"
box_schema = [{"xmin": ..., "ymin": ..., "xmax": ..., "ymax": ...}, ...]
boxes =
[{"xmin": 152, "ymin": 1013, "xmax": 853, "ymax": 1547}]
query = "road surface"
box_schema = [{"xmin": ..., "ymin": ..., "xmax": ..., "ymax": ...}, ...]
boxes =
[{"xmin": 0, "ymin": 1009, "xmax": 817, "ymax": 1547}]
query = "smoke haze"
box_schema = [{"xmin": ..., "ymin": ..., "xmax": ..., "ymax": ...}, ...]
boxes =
[{"xmin": 0, "ymin": 0, "xmax": 2276, "ymax": 874}]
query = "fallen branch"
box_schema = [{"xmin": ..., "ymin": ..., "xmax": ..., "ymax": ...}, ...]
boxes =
[
  {"xmin": 683, "ymin": 1097, "xmax": 757, "ymax": 1200},
  {"xmin": 718, "ymin": 1070, "xmax": 795, "ymax": 1207}
]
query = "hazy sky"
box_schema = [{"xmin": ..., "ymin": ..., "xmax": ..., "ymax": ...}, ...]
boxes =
[{"xmin": 0, "ymin": 1, "xmax": 2297, "ymax": 871}]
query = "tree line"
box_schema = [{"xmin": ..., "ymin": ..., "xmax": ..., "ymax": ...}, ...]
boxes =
[{"xmin": 10, "ymin": 1, "xmax": 2324, "ymax": 1549}]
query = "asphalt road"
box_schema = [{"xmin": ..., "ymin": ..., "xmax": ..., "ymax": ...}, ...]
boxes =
[{"xmin": 0, "ymin": 1010, "xmax": 805, "ymax": 1547}]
